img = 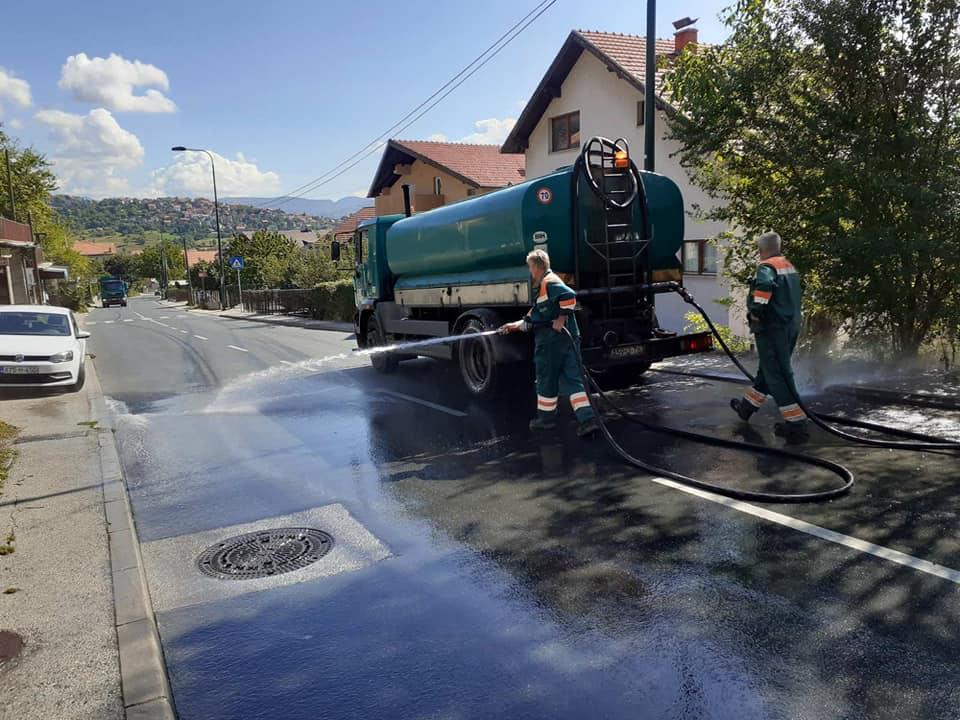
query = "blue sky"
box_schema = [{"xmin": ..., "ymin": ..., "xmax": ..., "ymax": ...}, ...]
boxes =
[{"xmin": 1, "ymin": 0, "xmax": 730, "ymax": 201}]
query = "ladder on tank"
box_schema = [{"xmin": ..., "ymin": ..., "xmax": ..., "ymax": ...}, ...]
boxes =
[{"xmin": 583, "ymin": 137, "xmax": 650, "ymax": 318}]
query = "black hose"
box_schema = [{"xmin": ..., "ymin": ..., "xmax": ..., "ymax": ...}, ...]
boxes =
[
  {"xmin": 556, "ymin": 327, "xmax": 855, "ymax": 503},
  {"xmin": 675, "ymin": 286, "xmax": 960, "ymax": 452}
]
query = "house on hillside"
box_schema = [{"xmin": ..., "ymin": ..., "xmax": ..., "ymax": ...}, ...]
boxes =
[
  {"xmin": 501, "ymin": 22, "xmax": 746, "ymax": 337},
  {"xmin": 368, "ymin": 140, "xmax": 525, "ymax": 216},
  {"xmin": 74, "ymin": 241, "xmax": 116, "ymax": 260}
]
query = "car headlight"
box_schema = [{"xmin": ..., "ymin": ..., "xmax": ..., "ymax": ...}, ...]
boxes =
[{"xmin": 49, "ymin": 351, "xmax": 74, "ymax": 363}]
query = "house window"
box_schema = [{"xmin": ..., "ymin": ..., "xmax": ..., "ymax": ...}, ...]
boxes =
[
  {"xmin": 682, "ymin": 240, "xmax": 717, "ymax": 274},
  {"xmin": 637, "ymin": 100, "xmax": 645, "ymax": 126},
  {"xmin": 433, "ymin": 177, "xmax": 442, "ymax": 196},
  {"xmin": 550, "ymin": 111, "xmax": 580, "ymax": 152}
]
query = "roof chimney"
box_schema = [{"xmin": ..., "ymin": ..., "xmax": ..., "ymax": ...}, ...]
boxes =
[{"xmin": 672, "ymin": 16, "xmax": 699, "ymax": 54}]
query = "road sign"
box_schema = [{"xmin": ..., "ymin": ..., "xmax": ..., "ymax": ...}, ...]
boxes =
[{"xmin": 228, "ymin": 256, "xmax": 244, "ymax": 270}]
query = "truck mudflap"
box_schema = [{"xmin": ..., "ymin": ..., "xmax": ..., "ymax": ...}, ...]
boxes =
[{"xmin": 582, "ymin": 331, "xmax": 714, "ymax": 368}]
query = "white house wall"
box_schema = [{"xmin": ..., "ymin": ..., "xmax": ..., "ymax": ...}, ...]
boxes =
[{"xmin": 524, "ymin": 50, "xmax": 748, "ymax": 338}]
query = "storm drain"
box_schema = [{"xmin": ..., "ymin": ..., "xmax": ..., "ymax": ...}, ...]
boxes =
[{"xmin": 197, "ymin": 528, "xmax": 333, "ymax": 580}]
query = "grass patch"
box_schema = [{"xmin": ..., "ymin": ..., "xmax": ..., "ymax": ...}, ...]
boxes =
[
  {"xmin": 77, "ymin": 420, "xmax": 99, "ymax": 429},
  {"xmin": 0, "ymin": 531, "xmax": 15, "ymax": 556},
  {"xmin": 0, "ymin": 421, "xmax": 19, "ymax": 443}
]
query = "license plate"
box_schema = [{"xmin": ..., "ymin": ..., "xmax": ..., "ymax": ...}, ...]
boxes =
[
  {"xmin": 609, "ymin": 344, "xmax": 647, "ymax": 359},
  {"xmin": 0, "ymin": 366, "xmax": 40, "ymax": 374}
]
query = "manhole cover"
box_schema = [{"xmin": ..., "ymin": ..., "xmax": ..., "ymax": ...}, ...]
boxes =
[
  {"xmin": 0, "ymin": 631, "xmax": 24, "ymax": 664},
  {"xmin": 197, "ymin": 528, "xmax": 333, "ymax": 580}
]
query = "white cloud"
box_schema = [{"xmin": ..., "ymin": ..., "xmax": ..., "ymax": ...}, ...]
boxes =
[
  {"xmin": 8, "ymin": 118, "xmax": 24, "ymax": 129},
  {"xmin": 59, "ymin": 53, "xmax": 176, "ymax": 113},
  {"xmin": 0, "ymin": 68, "xmax": 32, "ymax": 115},
  {"xmin": 149, "ymin": 150, "xmax": 281, "ymax": 197},
  {"xmin": 35, "ymin": 108, "xmax": 144, "ymax": 197},
  {"xmin": 427, "ymin": 132, "xmax": 448, "ymax": 142},
  {"xmin": 458, "ymin": 117, "xmax": 516, "ymax": 145}
]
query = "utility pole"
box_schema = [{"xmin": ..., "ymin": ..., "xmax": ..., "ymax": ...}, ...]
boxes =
[
  {"xmin": 4, "ymin": 149, "xmax": 16, "ymax": 221},
  {"xmin": 644, "ymin": 0, "xmax": 656, "ymax": 172},
  {"xmin": 182, "ymin": 234, "xmax": 193, "ymax": 305}
]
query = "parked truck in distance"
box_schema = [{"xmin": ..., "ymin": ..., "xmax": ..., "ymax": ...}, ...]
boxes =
[
  {"xmin": 333, "ymin": 136, "xmax": 713, "ymax": 395},
  {"xmin": 98, "ymin": 276, "xmax": 128, "ymax": 308}
]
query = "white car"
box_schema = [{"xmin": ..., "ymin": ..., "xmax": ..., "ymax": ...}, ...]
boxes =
[{"xmin": 0, "ymin": 305, "xmax": 90, "ymax": 390}]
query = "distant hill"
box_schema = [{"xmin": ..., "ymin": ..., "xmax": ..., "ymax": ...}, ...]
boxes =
[
  {"xmin": 52, "ymin": 195, "xmax": 336, "ymax": 247},
  {"xmin": 221, "ymin": 196, "xmax": 372, "ymax": 219}
]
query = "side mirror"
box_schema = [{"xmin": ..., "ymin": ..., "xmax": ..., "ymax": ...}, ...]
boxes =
[
  {"xmin": 330, "ymin": 240, "xmax": 341, "ymax": 262},
  {"xmin": 77, "ymin": 330, "xmax": 91, "ymax": 339}
]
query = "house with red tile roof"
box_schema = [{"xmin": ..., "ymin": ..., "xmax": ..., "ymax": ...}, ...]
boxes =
[
  {"xmin": 502, "ymin": 22, "xmax": 746, "ymax": 337},
  {"xmin": 186, "ymin": 249, "xmax": 219, "ymax": 267},
  {"xmin": 367, "ymin": 140, "xmax": 525, "ymax": 217},
  {"xmin": 332, "ymin": 206, "xmax": 377, "ymax": 240},
  {"xmin": 73, "ymin": 241, "xmax": 116, "ymax": 259}
]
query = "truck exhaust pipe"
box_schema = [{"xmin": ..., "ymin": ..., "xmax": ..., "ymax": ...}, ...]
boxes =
[{"xmin": 402, "ymin": 184, "xmax": 412, "ymax": 217}]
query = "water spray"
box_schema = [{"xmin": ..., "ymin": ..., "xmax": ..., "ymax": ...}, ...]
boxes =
[{"xmin": 354, "ymin": 329, "xmax": 502, "ymax": 357}]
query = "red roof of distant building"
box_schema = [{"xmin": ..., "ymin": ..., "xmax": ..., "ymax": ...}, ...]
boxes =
[
  {"xmin": 368, "ymin": 140, "xmax": 525, "ymax": 198},
  {"xmin": 332, "ymin": 206, "xmax": 376, "ymax": 237},
  {"xmin": 186, "ymin": 249, "xmax": 219, "ymax": 266},
  {"xmin": 74, "ymin": 241, "xmax": 116, "ymax": 256}
]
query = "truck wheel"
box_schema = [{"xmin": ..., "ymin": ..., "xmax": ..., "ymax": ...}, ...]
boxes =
[
  {"xmin": 458, "ymin": 318, "xmax": 498, "ymax": 396},
  {"xmin": 366, "ymin": 318, "xmax": 398, "ymax": 373}
]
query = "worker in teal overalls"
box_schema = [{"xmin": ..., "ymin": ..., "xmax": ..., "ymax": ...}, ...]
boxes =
[
  {"xmin": 500, "ymin": 249, "xmax": 599, "ymax": 437},
  {"xmin": 730, "ymin": 232, "xmax": 809, "ymax": 441}
]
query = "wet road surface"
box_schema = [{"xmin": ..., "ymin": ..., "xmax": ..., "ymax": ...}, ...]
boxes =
[{"xmin": 88, "ymin": 297, "xmax": 960, "ymax": 719}]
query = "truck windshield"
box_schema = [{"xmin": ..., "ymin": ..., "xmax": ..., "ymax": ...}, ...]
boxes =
[{"xmin": 102, "ymin": 281, "xmax": 125, "ymax": 293}]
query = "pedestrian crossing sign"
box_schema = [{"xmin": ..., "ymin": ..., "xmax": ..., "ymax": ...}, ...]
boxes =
[{"xmin": 229, "ymin": 256, "xmax": 244, "ymax": 270}]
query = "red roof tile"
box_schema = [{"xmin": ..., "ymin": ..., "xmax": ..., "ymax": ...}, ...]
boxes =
[
  {"xmin": 392, "ymin": 140, "xmax": 526, "ymax": 189},
  {"xmin": 74, "ymin": 241, "xmax": 116, "ymax": 256},
  {"xmin": 332, "ymin": 206, "xmax": 376, "ymax": 237},
  {"xmin": 575, "ymin": 31, "xmax": 678, "ymax": 94},
  {"xmin": 186, "ymin": 249, "xmax": 219, "ymax": 266}
]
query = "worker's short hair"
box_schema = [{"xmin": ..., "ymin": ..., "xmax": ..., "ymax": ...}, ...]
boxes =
[
  {"xmin": 757, "ymin": 232, "xmax": 782, "ymax": 254},
  {"xmin": 526, "ymin": 248, "xmax": 550, "ymax": 270}
]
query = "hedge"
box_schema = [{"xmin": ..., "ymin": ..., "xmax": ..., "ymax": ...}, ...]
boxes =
[{"xmin": 238, "ymin": 280, "xmax": 354, "ymax": 323}]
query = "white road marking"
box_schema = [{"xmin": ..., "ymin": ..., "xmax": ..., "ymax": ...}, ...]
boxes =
[
  {"xmin": 179, "ymin": 330, "xmax": 188, "ymax": 334},
  {"xmin": 377, "ymin": 389, "xmax": 468, "ymax": 418},
  {"xmin": 159, "ymin": 316, "xmax": 169, "ymax": 319},
  {"xmin": 280, "ymin": 360, "xmax": 297, "ymax": 366},
  {"xmin": 193, "ymin": 335, "xmax": 208, "ymax": 340},
  {"xmin": 87, "ymin": 321, "xmax": 97, "ymax": 325},
  {"xmin": 103, "ymin": 320, "xmax": 115, "ymax": 324},
  {"xmin": 652, "ymin": 477, "xmax": 960, "ymax": 585},
  {"xmin": 227, "ymin": 345, "xmax": 249, "ymax": 353},
  {"xmin": 123, "ymin": 319, "xmax": 134, "ymax": 323}
]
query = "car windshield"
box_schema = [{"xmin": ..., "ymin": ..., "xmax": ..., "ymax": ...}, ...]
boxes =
[{"xmin": 0, "ymin": 312, "xmax": 72, "ymax": 336}]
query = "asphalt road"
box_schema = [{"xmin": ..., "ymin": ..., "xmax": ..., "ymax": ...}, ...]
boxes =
[{"xmin": 87, "ymin": 296, "xmax": 960, "ymax": 720}]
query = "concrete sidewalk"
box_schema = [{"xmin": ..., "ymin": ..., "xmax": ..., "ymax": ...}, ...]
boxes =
[{"xmin": 0, "ymin": 359, "xmax": 172, "ymax": 718}]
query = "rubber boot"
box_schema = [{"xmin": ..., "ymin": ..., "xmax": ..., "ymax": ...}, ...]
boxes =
[
  {"xmin": 576, "ymin": 418, "xmax": 599, "ymax": 438},
  {"xmin": 775, "ymin": 421, "xmax": 810, "ymax": 443},
  {"xmin": 529, "ymin": 415, "xmax": 557, "ymax": 431},
  {"xmin": 730, "ymin": 398, "xmax": 757, "ymax": 423}
]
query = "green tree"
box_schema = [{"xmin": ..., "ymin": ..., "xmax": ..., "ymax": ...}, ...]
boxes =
[
  {"xmin": 137, "ymin": 241, "xmax": 186, "ymax": 281},
  {"xmin": 665, "ymin": 0, "xmax": 960, "ymax": 356},
  {"xmin": 0, "ymin": 124, "xmax": 91, "ymax": 279},
  {"xmin": 102, "ymin": 253, "xmax": 140, "ymax": 283},
  {"xmin": 224, "ymin": 231, "xmax": 299, "ymax": 289}
]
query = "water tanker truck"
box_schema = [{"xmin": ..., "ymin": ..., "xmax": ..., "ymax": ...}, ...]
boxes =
[{"xmin": 334, "ymin": 137, "xmax": 713, "ymax": 395}]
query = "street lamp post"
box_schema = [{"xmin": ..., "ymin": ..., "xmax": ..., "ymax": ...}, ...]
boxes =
[{"xmin": 171, "ymin": 146, "xmax": 226, "ymax": 308}]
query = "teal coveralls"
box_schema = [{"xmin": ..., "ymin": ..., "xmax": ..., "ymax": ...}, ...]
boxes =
[
  {"xmin": 528, "ymin": 271, "xmax": 595, "ymax": 424},
  {"xmin": 742, "ymin": 255, "xmax": 805, "ymax": 425}
]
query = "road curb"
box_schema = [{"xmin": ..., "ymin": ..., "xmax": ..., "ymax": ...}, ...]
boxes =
[
  {"xmin": 87, "ymin": 362, "xmax": 177, "ymax": 720},
  {"xmin": 192, "ymin": 308, "xmax": 354, "ymax": 333}
]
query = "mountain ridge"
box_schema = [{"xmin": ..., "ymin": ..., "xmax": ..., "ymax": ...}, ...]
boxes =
[{"xmin": 221, "ymin": 196, "xmax": 372, "ymax": 219}]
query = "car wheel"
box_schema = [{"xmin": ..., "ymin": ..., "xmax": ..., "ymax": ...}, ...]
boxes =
[
  {"xmin": 458, "ymin": 318, "xmax": 499, "ymax": 396},
  {"xmin": 366, "ymin": 318, "xmax": 398, "ymax": 373},
  {"xmin": 72, "ymin": 363, "xmax": 86, "ymax": 391},
  {"xmin": 121, "ymin": 300, "xmax": 127, "ymax": 307}
]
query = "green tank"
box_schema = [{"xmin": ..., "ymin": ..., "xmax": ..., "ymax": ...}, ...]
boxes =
[{"xmin": 383, "ymin": 165, "xmax": 684, "ymax": 284}]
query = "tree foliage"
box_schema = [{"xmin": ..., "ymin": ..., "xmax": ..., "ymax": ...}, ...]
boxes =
[
  {"xmin": 224, "ymin": 230, "xmax": 344, "ymax": 290},
  {"xmin": 137, "ymin": 241, "xmax": 186, "ymax": 281},
  {"xmin": 665, "ymin": 0, "xmax": 960, "ymax": 355},
  {"xmin": 0, "ymin": 124, "xmax": 91, "ymax": 279}
]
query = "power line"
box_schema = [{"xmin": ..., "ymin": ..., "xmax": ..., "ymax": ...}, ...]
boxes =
[{"xmin": 258, "ymin": 0, "xmax": 556, "ymax": 209}]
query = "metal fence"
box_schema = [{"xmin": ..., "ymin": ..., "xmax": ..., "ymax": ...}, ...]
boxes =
[{"xmin": 237, "ymin": 289, "xmax": 314, "ymax": 315}]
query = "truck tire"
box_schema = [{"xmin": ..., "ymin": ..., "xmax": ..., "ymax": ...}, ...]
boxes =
[
  {"xmin": 366, "ymin": 318, "xmax": 398, "ymax": 373},
  {"xmin": 458, "ymin": 318, "xmax": 498, "ymax": 396}
]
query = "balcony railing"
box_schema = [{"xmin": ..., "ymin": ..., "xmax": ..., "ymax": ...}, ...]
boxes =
[{"xmin": 0, "ymin": 218, "xmax": 32, "ymax": 244}]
